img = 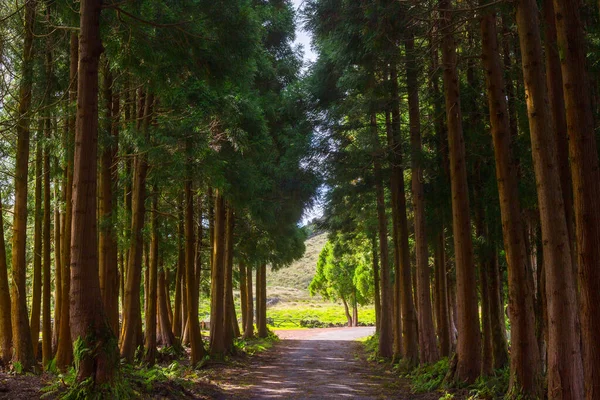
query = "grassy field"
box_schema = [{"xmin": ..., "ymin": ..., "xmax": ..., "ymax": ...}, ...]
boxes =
[
  {"xmin": 198, "ymin": 231, "xmax": 376, "ymax": 329},
  {"xmin": 268, "ymin": 303, "xmax": 375, "ymax": 328},
  {"xmin": 267, "ymin": 232, "xmax": 328, "ymax": 290}
]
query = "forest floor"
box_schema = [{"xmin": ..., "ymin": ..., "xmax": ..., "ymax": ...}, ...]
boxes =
[
  {"xmin": 0, "ymin": 327, "xmax": 443, "ymax": 399},
  {"xmin": 204, "ymin": 327, "xmax": 439, "ymax": 399}
]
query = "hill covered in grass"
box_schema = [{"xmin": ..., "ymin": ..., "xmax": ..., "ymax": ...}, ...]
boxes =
[{"xmin": 267, "ymin": 232, "xmax": 327, "ymax": 292}]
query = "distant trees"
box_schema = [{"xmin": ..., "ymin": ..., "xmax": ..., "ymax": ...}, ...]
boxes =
[{"xmin": 309, "ymin": 239, "xmax": 371, "ymax": 327}]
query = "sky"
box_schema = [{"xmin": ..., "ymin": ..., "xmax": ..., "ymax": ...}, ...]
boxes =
[
  {"xmin": 291, "ymin": 0, "xmax": 324, "ymax": 226},
  {"xmin": 292, "ymin": 0, "xmax": 317, "ymax": 65}
]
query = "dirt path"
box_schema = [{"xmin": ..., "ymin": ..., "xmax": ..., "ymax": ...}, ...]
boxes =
[{"xmin": 214, "ymin": 327, "xmax": 434, "ymax": 399}]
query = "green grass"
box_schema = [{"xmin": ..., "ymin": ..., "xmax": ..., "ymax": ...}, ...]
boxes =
[{"xmin": 267, "ymin": 303, "xmax": 375, "ymax": 328}]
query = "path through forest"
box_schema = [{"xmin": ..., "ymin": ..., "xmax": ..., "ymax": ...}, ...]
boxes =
[{"xmin": 215, "ymin": 327, "xmax": 435, "ymax": 399}]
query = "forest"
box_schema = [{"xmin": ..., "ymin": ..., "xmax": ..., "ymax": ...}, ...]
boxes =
[{"xmin": 0, "ymin": 0, "xmax": 599, "ymax": 398}]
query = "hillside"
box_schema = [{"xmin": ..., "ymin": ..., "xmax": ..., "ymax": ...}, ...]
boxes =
[{"xmin": 267, "ymin": 232, "xmax": 327, "ymax": 292}]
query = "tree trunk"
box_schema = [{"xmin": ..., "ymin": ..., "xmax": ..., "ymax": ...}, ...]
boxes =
[
  {"xmin": 120, "ymin": 92, "xmax": 153, "ymax": 362},
  {"xmin": 99, "ymin": 61, "xmax": 119, "ymax": 335},
  {"xmin": 372, "ymin": 112, "xmax": 392, "ymax": 359},
  {"xmin": 0, "ymin": 193, "xmax": 12, "ymax": 364},
  {"xmin": 31, "ymin": 135, "xmax": 43, "ymax": 359},
  {"xmin": 434, "ymin": 229, "xmax": 450, "ymax": 357},
  {"xmin": 385, "ymin": 108, "xmax": 402, "ymax": 360},
  {"xmin": 488, "ymin": 253, "xmax": 508, "ymax": 370},
  {"xmin": 439, "ymin": 0, "xmax": 481, "ymax": 382},
  {"xmin": 42, "ymin": 119, "xmax": 52, "ymax": 367},
  {"xmin": 52, "ymin": 200, "xmax": 61, "ymax": 353},
  {"xmin": 388, "ymin": 66, "xmax": 419, "ymax": 364},
  {"xmin": 342, "ymin": 297, "xmax": 352, "ymax": 327},
  {"xmin": 56, "ymin": 32, "xmax": 79, "ymax": 371},
  {"xmin": 173, "ymin": 196, "xmax": 184, "ymax": 340},
  {"xmin": 11, "ymin": 0, "xmax": 36, "ymax": 371},
  {"xmin": 406, "ymin": 35, "xmax": 438, "ymax": 365},
  {"xmin": 543, "ymin": 0, "xmax": 576, "ymax": 276},
  {"xmin": 257, "ymin": 264, "xmax": 268, "ymax": 338},
  {"xmin": 209, "ymin": 191, "xmax": 226, "ymax": 356},
  {"xmin": 144, "ymin": 191, "xmax": 158, "ymax": 366},
  {"xmin": 239, "ymin": 263, "xmax": 248, "ymax": 335},
  {"xmin": 515, "ymin": 0, "xmax": 584, "ymax": 397},
  {"xmin": 185, "ymin": 180, "xmax": 206, "ymax": 364},
  {"xmin": 479, "ymin": 10, "xmax": 540, "ymax": 393},
  {"xmin": 552, "ymin": 0, "xmax": 600, "ymax": 396},
  {"xmin": 69, "ymin": 0, "xmax": 119, "ymax": 383},
  {"xmin": 371, "ymin": 235, "xmax": 381, "ymax": 335},
  {"xmin": 223, "ymin": 203, "xmax": 235, "ymax": 352},
  {"xmin": 243, "ymin": 265, "xmax": 254, "ymax": 339},
  {"xmin": 158, "ymin": 266, "xmax": 176, "ymax": 347}
]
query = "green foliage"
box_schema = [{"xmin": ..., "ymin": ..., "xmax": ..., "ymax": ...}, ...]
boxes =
[
  {"xmin": 467, "ymin": 368, "xmax": 510, "ymax": 399},
  {"xmin": 409, "ymin": 358, "xmax": 450, "ymax": 393},
  {"xmin": 42, "ymin": 362, "xmax": 191, "ymax": 400},
  {"xmin": 361, "ymin": 334, "xmax": 380, "ymax": 362},
  {"xmin": 234, "ymin": 331, "xmax": 279, "ymax": 356},
  {"xmin": 12, "ymin": 361, "xmax": 23, "ymax": 374}
]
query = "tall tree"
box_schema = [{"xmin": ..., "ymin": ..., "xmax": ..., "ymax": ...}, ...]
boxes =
[
  {"xmin": 438, "ymin": 0, "xmax": 481, "ymax": 382},
  {"xmin": 479, "ymin": 8, "xmax": 541, "ymax": 395},
  {"xmin": 11, "ymin": 0, "xmax": 37, "ymax": 371},
  {"xmin": 515, "ymin": 0, "xmax": 584, "ymax": 397},
  {"xmin": 552, "ymin": 0, "xmax": 600, "ymax": 396},
  {"xmin": 69, "ymin": 0, "xmax": 119, "ymax": 384}
]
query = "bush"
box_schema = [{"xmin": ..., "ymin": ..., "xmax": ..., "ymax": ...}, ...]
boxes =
[{"xmin": 409, "ymin": 358, "xmax": 450, "ymax": 393}]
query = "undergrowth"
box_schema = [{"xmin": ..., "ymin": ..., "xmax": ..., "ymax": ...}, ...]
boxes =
[
  {"xmin": 362, "ymin": 335, "xmax": 510, "ymax": 399},
  {"xmin": 409, "ymin": 360, "xmax": 509, "ymax": 399},
  {"xmin": 234, "ymin": 330, "xmax": 280, "ymax": 355},
  {"xmin": 42, "ymin": 361, "xmax": 190, "ymax": 400}
]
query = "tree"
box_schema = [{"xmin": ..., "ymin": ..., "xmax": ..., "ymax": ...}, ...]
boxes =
[
  {"xmin": 479, "ymin": 7, "xmax": 541, "ymax": 395},
  {"xmin": 552, "ymin": 0, "xmax": 600, "ymax": 396},
  {"xmin": 515, "ymin": 0, "xmax": 584, "ymax": 396},
  {"xmin": 11, "ymin": 0, "xmax": 37, "ymax": 371},
  {"xmin": 69, "ymin": 0, "xmax": 119, "ymax": 384},
  {"xmin": 438, "ymin": 0, "xmax": 481, "ymax": 382}
]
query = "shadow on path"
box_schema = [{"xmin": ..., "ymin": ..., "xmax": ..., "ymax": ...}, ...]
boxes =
[{"xmin": 215, "ymin": 328, "xmax": 434, "ymax": 399}]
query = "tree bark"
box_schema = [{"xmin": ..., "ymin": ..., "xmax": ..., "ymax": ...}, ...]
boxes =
[
  {"xmin": 11, "ymin": 0, "xmax": 36, "ymax": 371},
  {"xmin": 479, "ymin": 10, "xmax": 540, "ymax": 394},
  {"xmin": 185, "ymin": 180, "xmax": 206, "ymax": 364},
  {"xmin": 158, "ymin": 266, "xmax": 176, "ymax": 347},
  {"xmin": 239, "ymin": 263, "xmax": 248, "ymax": 335},
  {"xmin": 223, "ymin": 203, "xmax": 235, "ymax": 352},
  {"xmin": 372, "ymin": 112, "xmax": 392, "ymax": 359},
  {"xmin": 515, "ymin": 0, "xmax": 584, "ymax": 397},
  {"xmin": 0, "ymin": 193, "xmax": 12, "ymax": 365},
  {"xmin": 406, "ymin": 35, "xmax": 438, "ymax": 365},
  {"xmin": 243, "ymin": 265, "xmax": 254, "ymax": 339},
  {"xmin": 209, "ymin": 191, "xmax": 226, "ymax": 355},
  {"xmin": 69, "ymin": 0, "xmax": 119, "ymax": 383},
  {"xmin": 552, "ymin": 0, "xmax": 600, "ymax": 397},
  {"xmin": 342, "ymin": 297, "xmax": 352, "ymax": 327},
  {"xmin": 120, "ymin": 92, "xmax": 153, "ymax": 362},
  {"xmin": 433, "ymin": 229, "xmax": 450, "ymax": 357},
  {"xmin": 439, "ymin": 0, "xmax": 481, "ymax": 382},
  {"xmin": 42, "ymin": 119, "xmax": 52, "ymax": 367},
  {"xmin": 173, "ymin": 195, "xmax": 184, "ymax": 339},
  {"xmin": 55, "ymin": 32, "xmax": 78, "ymax": 371},
  {"xmin": 371, "ymin": 235, "xmax": 381, "ymax": 335},
  {"xmin": 99, "ymin": 61, "xmax": 119, "ymax": 335},
  {"xmin": 257, "ymin": 264, "xmax": 268, "ymax": 338},
  {"xmin": 31, "ymin": 134, "xmax": 43, "ymax": 359},
  {"xmin": 144, "ymin": 191, "xmax": 158, "ymax": 366}
]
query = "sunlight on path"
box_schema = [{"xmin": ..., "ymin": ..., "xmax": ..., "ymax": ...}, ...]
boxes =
[{"xmin": 221, "ymin": 327, "xmax": 416, "ymax": 399}]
